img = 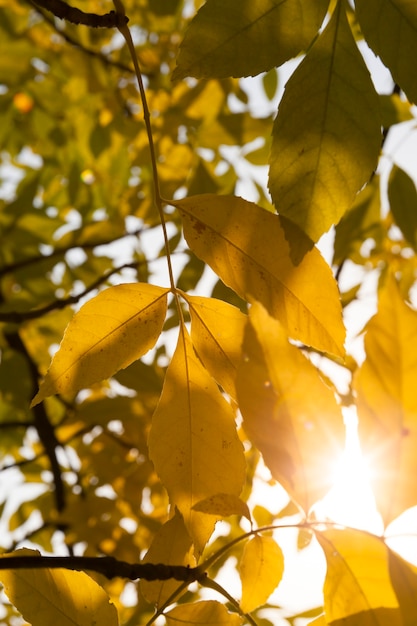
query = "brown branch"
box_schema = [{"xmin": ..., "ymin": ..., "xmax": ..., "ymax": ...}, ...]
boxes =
[
  {"xmin": 30, "ymin": 0, "xmax": 128, "ymax": 28},
  {"xmin": 0, "ymin": 228, "xmax": 144, "ymax": 279},
  {"xmin": 28, "ymin": 2, "xmax": 135, "ymax": 74},
  {"xmin": 4, "ymin": 331, "xmax": 66, "ymax": 512},
  {"xmin": 0, "ymin": 261, "xmax": 141, "ymax": 323},
  {"xmin": 0, "ymin": 555, "xmax": 205, "ymax": 583}
]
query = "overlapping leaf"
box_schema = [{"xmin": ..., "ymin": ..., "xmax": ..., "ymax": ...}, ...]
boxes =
[
  {"xmin": 388, "ymin": 549, "xmax": 417, "ymax": 626},
  {"xmin": 166, "ymin": 600, "xmax": 242, "ymax": 625},
  {"xmin": 316, "ymin": 529, "xmax": 400, "ymax": 625},
  {"xmin": 173, "ymin": 0, "xmax": 329, "ymax": 80},
  {"xmin": 148, "ymin": 328, "xmax": 246, "ymax": 555},
  {"xmin": 141, "ymin": 510, "xmax": 195, "ymax": 608},
  {"xmin": 354, "ymin": 277, "xmax": 417, "ymax": 524},
  {"xmin": 32, "ymin": 283, "xmax": 169, "ymax": 405},
  {"xmin": 269, "ymin": 0, "xmax": 381, "ymax": 241},
  {"xmin": 0, "ymin": 549, "xmax": 118, "ymax": 626},
  {"xmin": 174, "ymin": 194, "xmax": 345, "ymax": 356},
  {"xmin": 239, "ymin": 535, "xmax": 284, "ymax": 613},
  {"xmin": 356, "ymin": 0, "xmax": 417, "ymax": 104},
  {"xmin": 184, "ymin": 293, "xmax": 247, "ymax": 399},
  {"xmin": 236, "ymin": 302, "xmax": 344, "ymax": 512}
]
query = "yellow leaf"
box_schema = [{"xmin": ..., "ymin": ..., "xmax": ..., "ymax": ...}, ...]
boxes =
[
  {"xmin": 316, "ymin": 528, "xmax": 401, "ymax": 625},
  {"xmin": 356, "ymin": 0, "xmax": 417, "ymax": 104},
  {"xmin": 236, "ymin": 302, "xmax": 344, "ymax": 512},
  {"xmin": 173, "ymin": 0, "xmax": 329, "ymax": 79},
  {"xmin": 192, "ymin": 494, "xmax": 251, "ymax": 522},
  {"xmin": 32, "ymin": 283, "xmax": 169, "ymax": 406},
  {"xmin": 239, "ymin": 535, "xmax": 284, "ymax": 613},
  {"xmin": 354, "ymin": 277, "xmax": 417, "ymax": 524},
  {"xmin": 141, "ymin": 510, "xmax": 195, "ymax": 608},
  {"xmin": 166, "ymin": 600, "xmax": 242, "ymax": 625},
  {"xmin": 308, "ymin": 617, "xmax": 327, "ymax": 626},
  {"xmin": 184, "ymin": 293, "xmax": 247, "ymax": 399},
  {"xmin": 0, "ymin": 548, "xmax": 118, "ymax": 626},
  {"xmin": 269, "ymin": 0, "xmax": 381, "ymax": 241},
  {"xmin": 148, "ymin": 328, "xmax": 246, "ymax": 555},
  {"xmin": 388, "ymin": 548, "xmax": 417, "ymax": 626},
  {"xmin": 173, "ymin": 194, "xmax": 345, "ymax": 357}
]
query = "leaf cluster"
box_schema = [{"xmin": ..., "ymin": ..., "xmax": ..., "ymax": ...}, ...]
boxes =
[{"xmin": 1, "ymin": 0, "xmax": 417, "ymax": 625}]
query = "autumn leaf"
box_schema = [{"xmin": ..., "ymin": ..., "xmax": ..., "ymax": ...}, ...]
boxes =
[
  {"xmin": 32, "ymin": 283, "xmax": 169, "ymax": 406},
  {"xmin": 239, "ymin": 535, "xmax": 284, "ymax": 613},
  {"xmin": 184, "ymin": 293, "xmax": 247, "ymax": 399},
  {"xmin": 0, "ymin": 548, "xmax": 118, "ymax": 626},
  {"xmin": 148, "ymin": 327, "xmax": 246, "ymax": 555},
  {"xmin": 388, "ymin": 548, "xmax": 417, "ymax": 626},
  {"xmin": 192, "ymin": 493, "xmax": 251, "ymax": 522},
  {"xmin": 166, "ymin": 600, "xmax": 242, "ymax": 625},
  {"xmin": 316, "ymin": 528, "xmax": 401, "ymax": 625},
  {"xmin": 356, "ymin": 0, "xmax": 417, "ymax": 104},
  {"xmin": 354, "ymin": 276, "xmax": 417, "ymax": 524},
  {"xmin": 173, "ymin": 0, "xmax": 328, "ymax": 79},
  {"xmin": 141, "ymin": 510, "xmax": 195, "ymax": 608},
  {"xmin": 236, "ymin": 302, "xmax": 344, "ymax": 512},
  {"xmin": 173, "ymin": 194, "xmax": 345, "ymax": 356},
  {"xmin": 269, "ymin": 0, "xmax": 381, "ymax": 241}
]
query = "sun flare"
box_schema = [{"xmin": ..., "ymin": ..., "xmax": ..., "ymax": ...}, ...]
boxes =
[{"xmin": 316, "ymin": 407, "xmax": 383, "ymax": 534}]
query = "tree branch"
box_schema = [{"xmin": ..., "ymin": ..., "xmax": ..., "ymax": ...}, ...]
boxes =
[
  {"xmin": 0, "ymin": 555, "xmax": 205, "ymax": 583},
  {"xmin": 30, "ymin": 0, "xmax": 128, "ymax": 28},
  {"xmin": 0, "ymin": 261, "xmax": 142, "ymax": 323},
  {"xmin": 4, "ymin": 331, "xmax": 66, "ymax": 512}
]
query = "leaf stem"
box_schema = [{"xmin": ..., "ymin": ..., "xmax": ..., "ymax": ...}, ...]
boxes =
[{"xmin": 113, "ymin": 0, "xmax": 176, "ymax": 296}]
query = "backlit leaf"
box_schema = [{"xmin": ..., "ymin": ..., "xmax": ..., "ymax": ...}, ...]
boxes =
[
  {"xmin": 166, "ymin": 600, "xmax": 242, "ymax": 625},
  {"xmin": 184, "ymin": 293, "xmax": 247, "ymax": 399},
  {"xmin": 192, "ymin": 493, "xmax": 251, "ymax": 522},
  {"xmin": 388, "ymin": 548, "xmax": 417, "ymax": 626},
  {"xmin": 0, "ymin": 548, "xmax": 118, "ymax": 626},
  {"xmin": 32, "ymin": 283, "xmax": 169, "ymax": 406},
  {"xmin": 316, "ymin": 528, "xmax": 401, "ymax": 625},
  {"xmin": 148, "ymin": 328, "xmax": 246, "ymax": 555},
  {"xmin": 354, "ymin": 277, "xmax": 417, "ymax": 524},
  {"xmin": 269, "ymin": 0, "xmax": 381, "ymax": 241},
  {"xmin": 236, "ymin": 302, "xmax": 344, "ymax": 512},
  {"xmin": 174, "ymin": 194, "xmax": 345, "ymax": 356},
  {"xmin": 239, "ymin": 535, "xmax": 284, "ymax": 613},
  {"xmin": 173, "ymin": 0, "xmax": 329, "ymax": 80},
  {"xmin": 141, "ymin": 510, "xmax": 195, "ymax": 608},
  {"xmin": 356, "ymin": 0, "xmax": 417, "ymax": 104},
  {"xmin": 388, "ymin": 165, "xmax": 417, "ymax": 249}
]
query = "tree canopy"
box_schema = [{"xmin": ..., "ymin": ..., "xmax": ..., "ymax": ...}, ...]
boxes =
[{"xmin": 1, "ymin": 0, "xmax": 417, "ymax": 624}]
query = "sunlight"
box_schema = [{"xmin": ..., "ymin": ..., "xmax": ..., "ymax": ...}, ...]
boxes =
[{"xmin": 316, "ymin": 406, "xmax": 383, "ymax": 534}]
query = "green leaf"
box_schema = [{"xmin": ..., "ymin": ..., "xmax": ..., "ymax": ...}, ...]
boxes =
[
  {"xmin": 0, "ymin": 548, "xmax": 118, "ymax": 626},
  {"xmin": 173, "ymin": 0, "xmax": 329, "ymax": 80},
  {"xmin": 356, "ymin": 0, "xmax": 417, "ymax": 104},
  {"xmin": 174, "ymin": 194, "xmax": 345, "ymax": 356},
  {"xmin": 148, "ymin": 328, "xmax": 246, "ymax": 555},
  {"xmin": 269, "ymin": 0, "xmax": 381, "ymax": 241},
  {"xmin": 388, "ymin": 165, "xmax": 417, "ymax": 249},
  {"xmin": 236, "ymin": 302, "xmax": 344, "ymax": 512},
  {"xmin": 239, "ymin": 535, "xmax": 284, "ymax": 613},
  {"xmin": 32, "ymin": 283, "xmax": 169, "ymax": 405}
]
